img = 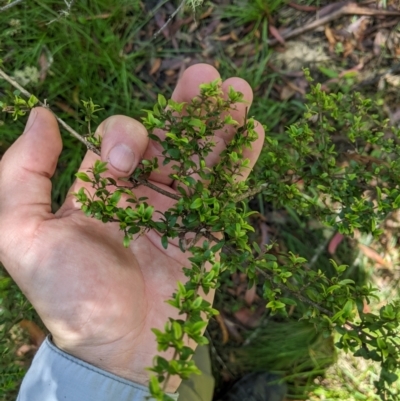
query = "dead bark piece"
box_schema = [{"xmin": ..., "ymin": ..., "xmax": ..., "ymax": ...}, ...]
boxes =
[
  {"xmin": 269, "ymin": 25, "xmax": 285, "ymax": 45},
  {"xmin": 346, "ymin": 16, "xmax": 371, "ymax": 43},
  {"xmin": 149, "ymin": 58, "xmax": 161, "ymax": 75},
  {"xmin": 200, "ymin": 6, "xmax": 213, "ymax": 19},
  {"xmin": 244, "ymin": 284, "xmax": 257, "ymax": 305},
  {"xmin": 280, "ymin": 85, "xmax": 296, "ymax": 100},
  {"xmin": 215, "ymin": 313, "xmax": 230, "ymax": 344},
  {"xmin": 358, "ymin": 243, "xmax": 391, "ymax": 268},
  {"xmin": 222, "ymin": 314, "xmax": 243, "ymax": 342},
  {"xmin": 288, "ymin": 2, "xmax": 319, "ymax": 12},
  {"xmin": 318, "ymin": 1, "xmax": 350, "ymax": 19},
  {"xmin": 374, "ymin": 30, "xmax": 389, "ymax": 56},
  {"xmin": 325, "ymin": 26, "xmax": 336, "ymax": 52},
  {"xmin": 19, "ymin": 320, "xmax": 46, "ymax": 347}
]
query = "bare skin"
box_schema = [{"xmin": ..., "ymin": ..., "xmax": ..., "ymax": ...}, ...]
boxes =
[{"xmin": 0, "ymin": 64, "xmax": 264, "ymax": 392}]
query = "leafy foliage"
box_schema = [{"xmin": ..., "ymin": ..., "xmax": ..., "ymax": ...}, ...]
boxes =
[
  {"xmin": 1, "ymin": 51, "xmax": 400, "ymax": 398},
  {"xmin": 71, "ymin": 76, "xmax": 400, "ymax": 400},
  {"xmin": 0, "ymin": 91, "xmax": 38, "ymax": 120}
]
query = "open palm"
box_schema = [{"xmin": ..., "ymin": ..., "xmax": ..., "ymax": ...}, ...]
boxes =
[{"xmin": 0, "ymin": 64, "xmax": 264, "ymax": 392}]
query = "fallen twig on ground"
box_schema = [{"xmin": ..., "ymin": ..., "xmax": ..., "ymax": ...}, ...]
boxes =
[
  {"xmin": 268, "ymin": 2, "xmax": 400, "ymax": 46},
  {"xmin": 153, "ymin": 0, "xmax": 186, "ymax": 39},
  {"xmin": 288, "ymin": 2, "xmax": 319, "ymax": 12}
]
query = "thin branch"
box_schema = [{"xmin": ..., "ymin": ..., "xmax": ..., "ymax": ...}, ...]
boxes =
[
  {"xmin": 132, "ymin": 177, "xmax": 180, "ymax": 201},
  {"xmin": 255, "ymin": 267, "xmax": 333, "ymax": 316},
  {"xmin": 235, "ymin": 183, "xmax": 268, "ymax": 202},
  {"xmin": 268, "ymin": 3, "xmax": 400, "ymax": 46},
  {"xmin": 205, "ymin": 329, "xmax": 235, "ymax": 376},
  {"xmin": 0, "ymin": 0, "xmax": 24, "ymax": 12},
  {"xmin": 203, "ymin": 230, "xmax": 334, "ymax": 316},
  {"xmin": 0, "ymin": 67, "xmax": 181, "ymax": 202},
  {"xmin": 0, "ymin": 68, "xmax": 97, "ymax": 152},
  {"xmin": 153, "ymin": 0, "xmax": 186, "ymax": 39}
]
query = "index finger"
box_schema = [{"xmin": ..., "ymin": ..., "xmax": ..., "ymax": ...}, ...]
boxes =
[
  {"xmin": 142, "ymin": 64, "xmax": 254, "ymax": 187},
  {"xmin": 142, "ymin": 64, "xmax": 220, "ymax": 186}
]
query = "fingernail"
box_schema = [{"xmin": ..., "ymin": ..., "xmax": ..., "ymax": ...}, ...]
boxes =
[
  {"xmin": 23, "ymin": 109, "xmax": 37, "ymax": 134},
  {"xmin": 108, "ymin": 144, "xmax": 135, "ymax": 173}
]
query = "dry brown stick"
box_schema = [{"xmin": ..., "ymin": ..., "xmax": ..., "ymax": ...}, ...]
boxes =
[
  {"xmin": 0, "ymin": 67, "xmax": 181, "ymax": 201},
  {"xmin": 0, "ymin": 68, "xmax": 97, "ymax": 152},
  {"xmin": 204, "ymin": 330, "xmax": 234, "ymax": 374},
  {"xmin": 288, "ymin": 2, "xmax": 319, "ymax": 12},
  {"xmin": 153, "ymin": 0, "xmax": 186, "ymax": 39},
  {"xmin": 0, "ymin": 0, "xmax": 25, "ymax": 12},
  {"xmin": 268, "ymin": 3, "xmax": 400, "ymax": 46}
]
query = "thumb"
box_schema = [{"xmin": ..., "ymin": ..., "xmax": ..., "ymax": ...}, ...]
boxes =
[
  {"xmin": 0, "ymin": 107, "xmax": 62, "ymax": 229},
  {"xmin": 99, "ymin": 115, "xmax": 149, "ymax": 177},
  {"xmin": 69, "ymin": 115, "xmax": 149, "ymax": 179},
  {"xmin": 56, "ymin": 115, "xmax": 149, "ymax": 215}
]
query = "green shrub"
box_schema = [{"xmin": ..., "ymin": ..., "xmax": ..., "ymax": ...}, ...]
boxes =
[{"xmin": 2, "ymin": 65, "xmax": 400, "ymax": 401}]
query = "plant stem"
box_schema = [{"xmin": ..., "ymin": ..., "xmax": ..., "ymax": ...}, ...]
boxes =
[
  {"xmin": 255, "ymin": 267, "xmax": 333, "ymax": 316},
  {"xmin": 0, "ymin": 0, "xmax": 24, "ymax": 12},
  {"xmin": 0, "ymin": 68, "xmax": 96, "ymax": 152},
  {"xmin": 234, "ymin": 183, "xmax": 269, "ymax": 202},
  {"xmin": 203, "ymin": 230, "xmax": 334, "ymax": 315},
  {"xmin": 132, "ymin": 177, "xmax": 180, "ymax": 201},
  {"xmin": 0, "ymin": 67, "xmax": 182, "ymax": 202},
  {"xmin": 162, "ymin": 348, "xmax": 178, "ymax": 391}
]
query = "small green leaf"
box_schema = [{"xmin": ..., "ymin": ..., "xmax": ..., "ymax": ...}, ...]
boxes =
[
  {"xmin": 211, "ymin": 241, "xmax": 225, "ymax": 253},
  {"xmin": 190, "ymin": 198, "xmax": 203, "ymax": 209},
  {"xmin": 331, "ymin": 309, "xmax": 345, "ymax": 322},
  {"xmin": 167, "ymin": 148, "xmax": 181, "ymax": 159},
  {"xmin": 75, "ymin": 172, "xmax": 92, "ymax": 182},
  {"xmin": 318, "ymin": 66, "xmax": 338, "ymax": 78},
  {"xmin": 189, "ymin": 118, "xmax": 203, "ymax": 127},
  {"xmin": 93, "ymin": 160, "xmax": 108, "ymax": 174},
  {"xmin": 107, "ymin": 177, "xmax": 117, "ymax": 186},
  {"xmin": 27, "ymin": 95, "xmax": 39, "ymax": 108},
  {"xmin": 123, "ymin": 235, "xmax": 130, "ymax": 248},
  {"xmin": 110, "ymin": 190, "xmax": 122, "ymax": 204},
  {"xmin": 161, "ymin": 235, "xmax": 168, "ymax": 249},
  {"xmin": 158, "ymin": 93, "xmax": 167, "ymax": 108},
  {"xmin": 266, "ymin": 300, "xmax": 286, "ymax": 309},
  {"xmin": 192, "ymin": 296, "xmax": 203, "ymax": 309},
  {"xmin": 338, "ymin": 279, "xmax": 355, "ymax": 286},
  {"xmin": 377, "ymin": 337, "xmax": 387, "ymax": 350},
  {"xmin": 279, "ymin": 297, "xmax": 297, "ymax": 306},
  {"xmin": 172, "ymin": 321, "xmax": 182, "ymax": 339}
]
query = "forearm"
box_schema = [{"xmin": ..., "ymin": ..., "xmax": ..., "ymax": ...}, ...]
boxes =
[{"xmin": 17, "ymin": 336, "xmax": 179, "ymax": 401}]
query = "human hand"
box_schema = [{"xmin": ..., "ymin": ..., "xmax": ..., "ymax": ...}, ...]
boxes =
[{"xmin": 0, "ymin": 64, "xmax": 264, "ymax": 392}]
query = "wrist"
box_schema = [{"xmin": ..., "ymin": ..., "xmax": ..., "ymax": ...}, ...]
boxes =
[
  {"xmin": 51, "ymin": 334, "xmax": 182, "ymax": 393},
  {"xmin": 19, "ymin": 336, "xmax": 179, "ymax": 401}
]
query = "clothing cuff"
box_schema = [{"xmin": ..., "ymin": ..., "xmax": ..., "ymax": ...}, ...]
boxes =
[{"xmin": 17, "ymin": 336, "xmax": 179, "ymax": 401}]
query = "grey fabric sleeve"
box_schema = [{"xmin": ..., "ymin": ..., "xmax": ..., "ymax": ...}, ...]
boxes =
[{"xmin": 17, "ymin": 336, "xmax": 179, "ymax": 401}]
